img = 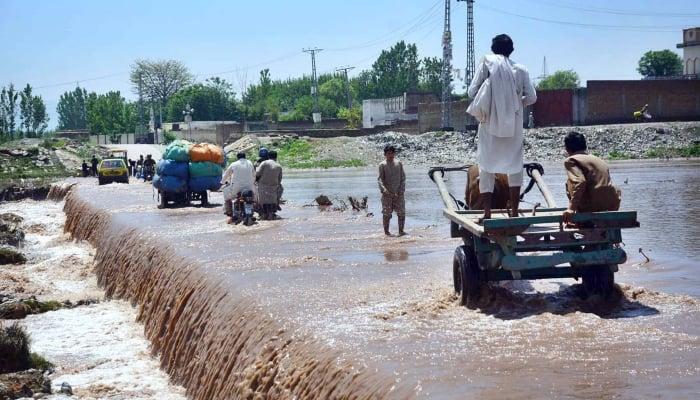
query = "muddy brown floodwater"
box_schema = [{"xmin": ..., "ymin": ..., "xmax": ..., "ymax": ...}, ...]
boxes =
[{"xmin": 62, "ymin": 159, "xmax": 699, "ymax": 399}]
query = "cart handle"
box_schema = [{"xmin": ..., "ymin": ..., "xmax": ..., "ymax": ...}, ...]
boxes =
[{"xmin": 428, "ymin": 165, "xmax": 471, "ymax": 182}]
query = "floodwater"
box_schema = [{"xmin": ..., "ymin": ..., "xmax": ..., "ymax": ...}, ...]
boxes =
[
  {"xmin": 53, "ymin": 159, "xmax": 700, "ymax": 399},
  {"xmin": 0, "ymin": 200, "xmax": 187, "ymax": 399}
]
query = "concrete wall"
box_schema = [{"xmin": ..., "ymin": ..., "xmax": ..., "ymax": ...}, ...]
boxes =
[
  {"xmin": 586, "ymin": 80, "xmax": 700, "ymax": 124},
  {"xmin": 417, "ymin": 100, "xmax": 477, "ymax": 133},
  {"xmin": 363, "ymin": 99, "xmax": 389, "ymax": 128}
]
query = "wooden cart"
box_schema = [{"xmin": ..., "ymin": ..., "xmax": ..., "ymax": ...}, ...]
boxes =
[{"xmin": 428, "ymin": 164, "xmax": 639, "ymax": 307}]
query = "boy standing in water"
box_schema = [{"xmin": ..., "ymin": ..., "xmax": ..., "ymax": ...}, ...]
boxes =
[
  {"xmin": 562, "ymin": 132, "xmax": 621, "ymax": 224},
  {"xmin": 378, "ymin": 145, "xmax": 406, "ymax": 236}
]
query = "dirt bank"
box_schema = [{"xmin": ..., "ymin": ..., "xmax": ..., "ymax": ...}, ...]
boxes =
[{"xmin": 237, "ymin": 121, "xmax": 700, "ymax": 169}]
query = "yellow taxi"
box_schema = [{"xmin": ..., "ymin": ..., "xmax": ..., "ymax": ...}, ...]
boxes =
[{"xmin": 97, "ymin": 158, "xmax": 129, "ymax": 185}]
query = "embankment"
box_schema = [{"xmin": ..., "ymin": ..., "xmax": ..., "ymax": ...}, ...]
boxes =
[{"xmin": 62, "ymin": 189, "xmax": 398, "ymax": 399}]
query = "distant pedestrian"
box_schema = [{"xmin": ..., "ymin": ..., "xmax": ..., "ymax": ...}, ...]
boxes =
[
  {"xmin": 81, "ymin": 160, "xmax": 89, "ymax": 177},
  {"xmin": 90, "ymin": 155, "xmax": 99, "ymax": 177},
  {"xmin": 378, "ymin": 145, "xmax": 406, "ymax": 236},
  {"xmin": 136, "ymin": 155, "xmax": 144, "ymax": 178},
  {"xmin": 127, "ymin": 158, "xmax": 135, "ymax": 177}
]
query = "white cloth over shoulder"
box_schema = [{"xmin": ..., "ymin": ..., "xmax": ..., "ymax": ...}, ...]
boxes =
[
  {"xmin": 467, "ymin": 55, "xmax": 537, "ymax": 174},
  {"xmin": 222, "ymin": 158, "xmax": 256, "ymax": 201}
]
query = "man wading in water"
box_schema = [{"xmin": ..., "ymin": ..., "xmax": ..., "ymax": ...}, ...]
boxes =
[
  {"xmin": 378, "ymin": 145, "xmax": 406, "ymax": 236},
  {"xmin": 467, "ymin": 34, "xmax": 537, "ymax": 221}
]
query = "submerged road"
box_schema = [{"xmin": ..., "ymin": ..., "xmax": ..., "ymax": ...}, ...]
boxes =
[{"xmin": 66, "ymin": 161, "xmax": 700, "ymax": 399}]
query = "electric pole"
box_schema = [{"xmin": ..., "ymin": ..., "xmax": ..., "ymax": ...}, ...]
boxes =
[
  {"xmin": 303, "ymin": 47, "xmax": 323, "ymax": 123},
  {"xmin": 441, "ymin": 0, "xmax": 453, "ymax": 131},
  {"xmin": 458, "ymin": 0, "xmax": 476, "ymax": 86},
  {"xmin": 537, "ymin": 56, "xmax": 549, "ymax": 81},
  {"xmin": 336, "ymin": 66, "xmax": 355, "ymax": 109}
]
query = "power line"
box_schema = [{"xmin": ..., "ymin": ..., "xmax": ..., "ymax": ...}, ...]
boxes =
[
  {"xmin": 34, "ymin": 72, "xmax": 127, "ymax": 90},
  {"xmin": 526, "ymin": 0, "xmax": 700, "ymax": 18},
  {"xmin": 477, "ymin": 3, "xmax": 686, "ymax": 32}
]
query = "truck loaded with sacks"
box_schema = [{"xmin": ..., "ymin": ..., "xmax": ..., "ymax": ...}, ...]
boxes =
[{"xmin": 153, "ymin": 140, "xmax": 224, "ymax": 208}]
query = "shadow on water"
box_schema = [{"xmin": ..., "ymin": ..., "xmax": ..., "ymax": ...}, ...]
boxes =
[{"xmin": 473, "ymin": 283, "xmax": 660, "ymax": 320}]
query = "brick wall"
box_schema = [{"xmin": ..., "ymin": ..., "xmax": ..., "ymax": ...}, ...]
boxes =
[
  {"xmin": 586, "ymin": 80, "xmax": 700, "ymax": 124},
  {"xmin": 533, "ymin": 89, "xmax": 574, "ymax": 127},
  {"xmin": 418, "ymin": 100, "xmax": 477, "ymax": 133}
]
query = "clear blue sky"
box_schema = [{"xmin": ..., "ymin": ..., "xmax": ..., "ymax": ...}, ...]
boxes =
[{"xmin": 1, "ymin": 0, "xmax": 698, "ymax": 128}]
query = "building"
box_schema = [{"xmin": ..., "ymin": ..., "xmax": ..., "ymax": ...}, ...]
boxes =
[
  {"xmin": 362, "ymin": 92, "xmax": 436, "ymax": 128},
  {"xmin": 677, "ymin": 27, "xmax": 700, "ymax": 76}
]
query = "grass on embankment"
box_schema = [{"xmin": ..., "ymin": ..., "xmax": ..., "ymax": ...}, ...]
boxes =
[
  {"xmin": 247, "ymin": 138, "xmax": 366, "ymax": 169},
  {"xmin": 600, "ymin": 143, "xmax": 700, "ymax": 160}
]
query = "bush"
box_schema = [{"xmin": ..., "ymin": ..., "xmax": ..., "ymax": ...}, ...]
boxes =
[
  {"xmin": 0, "ymin": 323, "xmax": 31, "ymax": 373},
  {"xmin": 163, "ymin": 131, "xmax": 177, "ymax": 145},
  {"xmin": 337, "ymin": 106, "xmax": 362, "ymax": 128}
]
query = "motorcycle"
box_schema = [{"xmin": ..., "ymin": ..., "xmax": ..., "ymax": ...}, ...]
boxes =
[
  {"xmin": 232, "ymin": 189, "xmax": 256, "ymax": 226},
  {"xmin": 143, "ymin": 164, "xmax": 155, "ymax": 182}
]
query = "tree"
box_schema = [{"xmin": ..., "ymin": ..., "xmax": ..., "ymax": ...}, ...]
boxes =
[
  {"xmin": 0, "ymin": 84, "xmax": 19, "ymax": 138},
  {"xmin": 57, "ymin": 86, "xmax": 88, "ymax": 130},
  {"xmin": 166, "ymin": 77, "xmax": 240, "ymax": 122},
  {"xmin": 31, "ymin": 96, "xmax": 49, "ymax": 135},
  {"xmin": 537, "ymin": 70, "xmax": 580, "ymax": 90},
  {"xmin": 637, "ymin": 50, "xmax": 683, "ymax": 78},
  {"xmin": 130, "ymin": 59, "xmax": 193, "ymax": 111},
  {"xmin": 419, "ymin": 56, "xmax": 442, "ymax": 96},
  {"xmin": 371, "ymin": 41, "xmax": 420, "ymax": 98},
  {"xmin": 19, "ymin": 84, "xmax": 34, "ymax": 136},
  {"xmin": 319, "ymin": 77, "xmax": 351, "ymax": 108},
  {"xmin": 86, "ymin": 91, "xmax": 131, "ymax": 141}
]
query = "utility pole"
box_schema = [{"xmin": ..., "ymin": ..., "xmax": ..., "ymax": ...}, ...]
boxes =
[
  {"xmin": 441, "ymin": 0, "xmax": 453, "ymax": 131},
  {"xmin": 336, "ymin": 66, "xmax": 355, "ymax": 109},
  {"xmin": 458, "ymin": 0, "xmax": 476, "ymax": 87},
  {"xmin": 537, "ymin": 56, "xmax": 549, "ymax": 81},
  {"xmin": 303, "ymin": 47, "xmax": 323, "ymax": 124}
]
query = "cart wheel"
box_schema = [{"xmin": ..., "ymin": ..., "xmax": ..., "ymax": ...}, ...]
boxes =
[
  {"xmin": 582, "ymin": 265, "xmax": 615, "ymax": 298},
  {"xmin": 453, "ymin": 245, "xmax": 482, "ymax": 308},
  {"xmin": 201, "ymin": 191, "xmax": 208, "ymax": 206}
]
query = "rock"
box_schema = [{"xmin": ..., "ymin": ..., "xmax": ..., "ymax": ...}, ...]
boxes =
[
  {"xmin": 59, "ymin": 382, "xmax": 72, "ymax": 395},
  {"xmin": 0, "ymin": 248, "xmax": 26, "ymax": 265},
  {"xmin": 0, "ymin": 370, "xmax": 51, "ymax": 399},
  {"xmin": 0, "ymin": 302, "xmax": 31, "ymax": 319},
  {"xmin": 0, "ymin": 185, "xmax": 50, "ymax": 202},
  {"xmin": 0, "ymin": 213, "xmax": 25, "ymax": 247},
  {"xmin": 315, "ymin": 195, "xmax": 333, "ymax": 206}
]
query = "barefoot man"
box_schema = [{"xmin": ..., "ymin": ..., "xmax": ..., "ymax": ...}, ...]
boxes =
[
  {"xmin": 467, "ymin": 34, "xmax": 537, "ymax": 220},
  {"xmin": 378, "ymin": 145, "xmax": 406, "ymax": 236}
]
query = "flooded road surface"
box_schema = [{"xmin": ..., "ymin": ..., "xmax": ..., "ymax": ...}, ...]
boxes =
[{"xmin": 65, "ymin": 159, "xmax": 699, "ymax": 399}]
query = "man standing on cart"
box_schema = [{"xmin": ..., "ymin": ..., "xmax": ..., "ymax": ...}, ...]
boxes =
[{"xmin": 467, "ymin": 34, "xmax": 537, "ymax": 221}]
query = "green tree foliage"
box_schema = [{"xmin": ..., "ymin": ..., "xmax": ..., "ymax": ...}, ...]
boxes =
[
  {"xmin": 337, "ymin": 106, "xmax": 362, "ymax": 128},
  {"xmin": 536, "ymin": 70, "xmax": 581, "ymax": 90},
  {"xmin": 0, "ymin": 84, "xmax": 19, "ymax": 139},
  {"xmin": 371, "ymin": 41, "xmax": 420, "ymax": 98},
  {"xmin": 17, "ymin": 84, "xmax": 49, "ymax": 137},
  {"xmin": 419, "ymin": 56, "xmax": 442, "ymax": 96},
  {"xmin": 130, "ymin": 59, "xmax": 193, "ymax": 110},
  {"xmin": 86, "ymin": 91, "xmax": 133, "ymax": 140},
  {"xmin": 165, "ymin": 77, "xmax": 241, "ymax": 122},
  {"xmin": 57, "ymin": 86, "xmax": 88, "ymax": 130},
  {"xmin": 637, "ymin": 50, "xmax": 683, "ymax": 77}
]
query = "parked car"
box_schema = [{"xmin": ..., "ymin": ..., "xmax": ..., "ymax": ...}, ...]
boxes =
[{"xmin": 97, "ymin": 158, "xmax": 129, "ymax": 185}]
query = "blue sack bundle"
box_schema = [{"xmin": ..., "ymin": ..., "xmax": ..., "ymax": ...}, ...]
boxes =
[
  {"xmin": 188, "ymin": 176, "xmax": 221, "ymax": 192},
  {"xmin": 153, "ymin": 174, "xmax": 188, "ymax": 193},
  {"xmin": 156, "ymin": 159, "xmax": 189, "ymax": 179}
]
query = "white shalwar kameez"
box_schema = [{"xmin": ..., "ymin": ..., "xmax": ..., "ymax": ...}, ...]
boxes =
[
  {"xmin": 467, "ymin": 54, "xmax": 537, "ymax": 192},
  {"xmin": 222, "ymin": 158, "xmax": 256, "ymax": 201}
]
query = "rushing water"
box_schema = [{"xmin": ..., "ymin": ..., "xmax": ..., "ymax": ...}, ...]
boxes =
[
  {"xmin": 34, "ymin": 160, "xmax": 700, "ymax": 399},
  {"xmin": 0, "ymin": 199, "xmax": 187, "ymax": 399}
]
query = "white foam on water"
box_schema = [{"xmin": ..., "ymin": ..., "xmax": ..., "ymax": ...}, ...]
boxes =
[{"xmin": 2, "ymin": 198, "xmax": 187, "ymax": 399}]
